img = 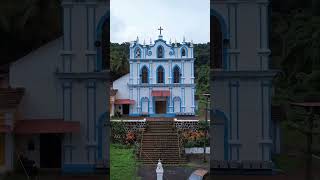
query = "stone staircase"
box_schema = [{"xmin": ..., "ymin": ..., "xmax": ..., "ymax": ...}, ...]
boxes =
[{"xmin": 138, "ymin": 117, "xmax": 187, "ymax": 165}]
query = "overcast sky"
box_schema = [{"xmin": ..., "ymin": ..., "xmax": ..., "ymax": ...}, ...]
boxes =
[{"xmin": 110, "ymin": 0, "xmax": 210, "ymax": 44}]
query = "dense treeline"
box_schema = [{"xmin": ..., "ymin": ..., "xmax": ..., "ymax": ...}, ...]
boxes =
[
  {"xmin": 271, "ymin": 1, "xmax": 320, "ymax": 104},
  {"xmin": 0, "ymin": 0, "xmax": 62, "ymax": 68}
]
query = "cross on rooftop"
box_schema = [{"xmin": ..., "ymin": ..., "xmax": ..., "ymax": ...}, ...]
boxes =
[{"xmin": 158, "ymin": 26, "xmax": 163, "ymax": 35}]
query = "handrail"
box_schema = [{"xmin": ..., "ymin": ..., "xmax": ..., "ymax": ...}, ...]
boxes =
[
  {"xmin": 16, "ymin": 152, "xmax": 30, "ymax": 180},
  {"xmin": 139, "ymin": 130, "xmax": 144, "ymax": 158},
  {"xmin": 177, "ymin": 131, "xmax": 181, "ymax": 159}
]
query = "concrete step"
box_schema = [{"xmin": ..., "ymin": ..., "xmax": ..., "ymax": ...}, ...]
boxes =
[
  {"xmin": 140, "ymin": 149, "xmax": 180, "ymax": 152},
  {"xmin": 143, "ymin": 133, "xmax": 177, "ymax": 135},
  {"xmin": 141, "ymin": 144, "xmax": 179, "ymax": 147},
  {"xmin": 139, "ymin": 160, "xmax": 187, "ymax": 165},
  {"xmin": 140, "ymin": 120, "xmax": 185, "ymax": 165}
]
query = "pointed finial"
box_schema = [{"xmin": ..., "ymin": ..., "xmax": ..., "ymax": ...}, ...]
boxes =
[
  {"xmin": 169, "ymin": 38, "xmax": 172, "ymax": 44},
  {"xmin": 136, "ymin": 36, "xmax": 139, "ymax": 43},
  {"xmin": 183, "ymin": 36, "xmax": 186, "ymax": 43},
  {"xmin": 174, "ymin": 39, "xmax": 177, "ymax": 47},
  {"xmin": 150, "ymin": 38, "xmax": 152, "ymax": 45},
  {"xmin": 143, "ymin": 39, "xmax": 146, "ymax": 45}
]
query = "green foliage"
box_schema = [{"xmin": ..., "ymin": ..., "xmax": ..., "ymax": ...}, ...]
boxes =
[
  {"xmin": 110, "ymin": 144, "xmax": 141, "ymax": 180},
  {"xmin": 110, "ymin": 42, "xmax": 130, "ymax": 81},
  {"xmin": 198, "ymin": 120, "xmax": 209, "ymax": 131},
  {"xmin": 272, "ymin": 9, "xmax": 320, "ymax": 108},
  {"xmin": 195, "ymin": 65, "xmax": 210, "ymax": 115},
  {"xmin": 0, "ymin": 0, "xmax": 62, "ymax": 65},
  {"xmin": 182, "ymin": 130, "xmax": 209, "ymax": 148},
  {"xmin": 111, "ymin": 121, "xmax": 127, "ymax": 144},
  {"xmin": 184, "ymin": 137, "xmax": 209, "ymax": 148}
]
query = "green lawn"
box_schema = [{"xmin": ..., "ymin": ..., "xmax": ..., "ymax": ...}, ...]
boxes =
[{"xmin": 110, "ymin": 144, "xmax": 141, "ymax": 180}]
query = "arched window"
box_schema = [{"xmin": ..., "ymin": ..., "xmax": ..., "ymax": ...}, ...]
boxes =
[
  {"xmin": 135, "ymin": 48, "xmax": 141, "ymax": 58},
  {"xmin": 157, "ymin": 66, "xmax": 164, "ymax": 83},
  {"xmin": 173, "ymin": 66, "xmax": 180, "ymax": 83},
  {"xmin": 212, "ymin": 16, "xmax": 223, "ymax": 69},
  {"xmin": 141, "ymin": 66, "xmax": 148, "ymax": 83},
  {"xmin": 181, "ymin": 48, "xmax": 186, "ymax": 57},
  {"xmin": 157, "ymin": 46, "xmax": 164, "ymax": 58}
]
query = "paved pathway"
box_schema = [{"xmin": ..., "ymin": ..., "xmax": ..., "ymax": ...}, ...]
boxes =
[
  {"xmin": 58, "ymin": 175, "xmax": 108, "ymax": 180},
  {"xmin": 138, "ymin": 165, "xmax": 196, "ymax": 180},
  {"xmin": 1, "ymin": 174, "xmax": 108, "ymax": 180}
]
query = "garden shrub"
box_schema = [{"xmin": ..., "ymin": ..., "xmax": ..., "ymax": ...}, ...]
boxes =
[
  {"xmin": 182, "ymin": 130, "xmax": 209, "ymax": 148},
  {"xmin": 111, "ymin": 121, "xmax": 127, "ymax": 144}
]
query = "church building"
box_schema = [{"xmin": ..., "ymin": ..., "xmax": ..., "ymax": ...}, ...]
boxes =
[
  {"xmin": 112, "ymin": 29, "xmax": 196, "ymax": 117},
  {"xmin": 0, "ymin": 0, "xmax": 109, "ymax": 174},
  {"xmin": 211, "ymin": 0, "xmax": 280, "ymax": 171}
]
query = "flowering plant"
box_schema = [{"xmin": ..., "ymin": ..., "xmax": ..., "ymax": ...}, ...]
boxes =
[
  {"xmin": 125, "ymin": 131, "xmax": 136, "ymax": 145},
  {"xmin": 182, "ymin": 130, "xmax": 209, "ymax": 148}
]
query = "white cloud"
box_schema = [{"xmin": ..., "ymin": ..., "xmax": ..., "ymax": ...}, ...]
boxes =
[{"xmin": 110, "ymin": 0, "xmax": 209, "ymax": 43}]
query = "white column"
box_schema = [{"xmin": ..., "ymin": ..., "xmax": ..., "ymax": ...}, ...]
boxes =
[
  {"xmin": 191, "ymin": 60, "xmax": 195, "ymax": 84},
  {"xmin": 149, "ymin": 88, "xmax": 153, "ymax": 113},
  {"xmin": 149, "ymin": 60, "xmax": 152, "ymax": 83},
  {"xmin": 181, "ymin": 60, "xmax": 185, "ymax": 84},
  {"xmin": 228, "ymin": 3, "xmax": 239, "ymax": 71},
  {"xmin": 61, "ymin": 2, "xmax": 73, "ymax": 73},
  {"xmin": 257, "ymin": 2, "xmax": 271, "ymax": 71},
  {"xmin": 129, "ymin": 62, "xmax": 133, "ymax": 84},
  {"xmin": 86, "ymin": 4, "xmax": 96, "ymax": 72},
  {"xmin": 260, "ymin": 81, "xmax": 272, "ymax": 161},
  {"xmin": 136, "ymin": 62, "xmax": 140, "ymax": 113},
  {"xmin": 170, "ymin": 60, "xmax": 173, "ymax": 83}
]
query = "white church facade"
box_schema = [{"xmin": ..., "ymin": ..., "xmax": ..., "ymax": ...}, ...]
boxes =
[
  {"xmin": 112, "ymin": 31, "xmax": 196, "ymax": 117},
  {"xmin": 0, "ymin": 0, "xmax": 109, "ymax": 174},
  {"xmin": 211, "ymin": 0, "xmax": 279, "ymax": 170}
]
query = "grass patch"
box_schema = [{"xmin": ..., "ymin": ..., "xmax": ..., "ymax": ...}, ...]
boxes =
[{"xmin": 110, "ymin": 143, "xmax": 141, "ymax": 180}]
